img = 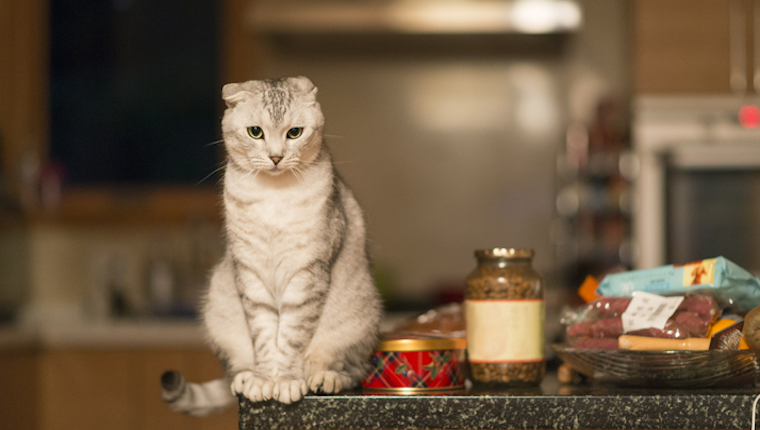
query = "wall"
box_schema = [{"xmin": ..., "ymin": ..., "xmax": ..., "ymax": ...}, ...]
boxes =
[
  {"xmin": 247, "ymin": 0, "xmax": 631, "ymax": 304},
  {"xmin": 20, "ymin": 221, "xmax": 222, "ymax": 324}
]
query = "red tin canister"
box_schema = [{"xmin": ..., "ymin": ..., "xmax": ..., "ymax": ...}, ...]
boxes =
[{"xmin": 362, "ymin": 334, "xmax": 467, "ymax": 394}]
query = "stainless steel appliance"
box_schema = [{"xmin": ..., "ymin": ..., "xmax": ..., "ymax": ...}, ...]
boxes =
[{"xmin": 634, "ymin": 96, "xmax": 760, "ymax": 273}]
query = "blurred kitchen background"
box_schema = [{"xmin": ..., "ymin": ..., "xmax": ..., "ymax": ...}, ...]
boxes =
[{"xmin": 4, "ymin": 0, "xmax": 760, "ymax": 428}]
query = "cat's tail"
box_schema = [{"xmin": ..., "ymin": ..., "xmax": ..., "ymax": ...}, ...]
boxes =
[{"xmin": 160, "ymin": 370, "xmax": 236, "ymax": 417}]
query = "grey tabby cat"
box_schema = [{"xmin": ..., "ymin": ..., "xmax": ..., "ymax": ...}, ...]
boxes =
[{"xmin": 161, "ymin": 76, "xmax": 381, "ymax": 416}]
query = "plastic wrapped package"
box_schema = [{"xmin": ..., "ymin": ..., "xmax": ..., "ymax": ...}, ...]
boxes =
[
  {"xmin": 563, "ymin": 294, "xmax": 720, "ymax": 349},
  {"xmin": 392, "ymin": 302, "xmax": 466, "ymax": 338}
]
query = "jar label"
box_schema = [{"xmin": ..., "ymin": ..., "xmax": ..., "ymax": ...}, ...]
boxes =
[{"xmin": 465, "ymin": 299, "xmax": 545, "ymax": 363}]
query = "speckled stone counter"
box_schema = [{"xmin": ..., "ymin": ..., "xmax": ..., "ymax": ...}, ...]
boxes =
[{"xmin": 238, "ymin": 373, "xmax": 760, "ymax": 429}]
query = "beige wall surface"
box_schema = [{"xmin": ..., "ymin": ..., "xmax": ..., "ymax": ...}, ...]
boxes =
[{"xmin": 248, "ymin": 0, "xmax": 630, "ymax": 302}]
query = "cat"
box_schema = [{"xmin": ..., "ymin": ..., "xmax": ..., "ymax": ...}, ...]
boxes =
[{"xmin": 161, "ymin": 76, "xmax": 382, "ymax": 416}]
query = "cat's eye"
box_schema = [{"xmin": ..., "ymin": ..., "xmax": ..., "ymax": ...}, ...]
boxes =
[
  {"xmin": 247, "ymin": 126, "xmax": 264, "ymax": 139},
  {"xmin": 286, "ymin": 127, "xmax": 303, "ymax": 139}
]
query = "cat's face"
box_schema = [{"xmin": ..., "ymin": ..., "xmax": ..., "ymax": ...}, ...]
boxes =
[{"xmin": 221, "ymin": 76, "xmax": 325, "ymax": 177}]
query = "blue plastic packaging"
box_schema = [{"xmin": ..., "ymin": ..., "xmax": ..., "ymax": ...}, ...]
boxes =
[{"xmin": 595, "ymin": 257, "xmax": 760, "ymax": 312}]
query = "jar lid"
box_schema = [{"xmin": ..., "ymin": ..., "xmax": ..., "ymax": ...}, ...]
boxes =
[
  {"xmin": 475, "ymin": 248, "xmax": 534, "ymax": 259},
  {"xmin": 376, "ymin": 334, "xmax": 466, "ymax": 352}
]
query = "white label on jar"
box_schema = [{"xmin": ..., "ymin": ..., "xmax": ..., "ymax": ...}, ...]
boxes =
[{"xmin": 465, "ymin": 299, "xmax": 545, "ymax": 363}]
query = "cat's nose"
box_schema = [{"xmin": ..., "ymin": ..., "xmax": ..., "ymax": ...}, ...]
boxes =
[{"xmin": 270, "ymin": 156, "xmax": 283, "ymax": 165}]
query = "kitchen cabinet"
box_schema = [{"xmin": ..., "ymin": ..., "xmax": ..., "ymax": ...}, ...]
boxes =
[
  {"xmin": 634, "ymin": 0, "xmax": 757, "ymax": 94},
  {"xmin": 0, "ymin": 346, "xmax": 237, "ymax": 430}
]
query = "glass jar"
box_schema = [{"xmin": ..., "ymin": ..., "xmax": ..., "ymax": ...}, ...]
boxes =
[{"xmin": 465, "ymin": 248, "xmax": 545, "ymax": 386}]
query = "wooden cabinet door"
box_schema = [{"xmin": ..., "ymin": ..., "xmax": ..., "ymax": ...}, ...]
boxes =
[
  {"xmin": 35, "ymin": 348, "xmax": 237, "ymax": 430},
  {"xmin": 39, "ymin": 349, "xmax": 137, "ymax": 430},
  {"xmin": 634, "ymin": 0, "xmax": 734, "ymax": 93},
  {"xmin": 0, "ymin": 350, "xmax": 40, "ymax": 430}
]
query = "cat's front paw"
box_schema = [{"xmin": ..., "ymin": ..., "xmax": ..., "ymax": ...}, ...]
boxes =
[
  {"xmin": 308, "ymin": 370, "xmax": 346, "ymax": 394},
  {"xmin": 272, "ymin": 379, "xmax": 308, "ymax": 404},
  {"xmin": 231, "ymin": 371, "xmax": 273, "ymax": 402},
  {"xmin": 231, "ymin": 370, "xmax": 254, "ymax": 395}
]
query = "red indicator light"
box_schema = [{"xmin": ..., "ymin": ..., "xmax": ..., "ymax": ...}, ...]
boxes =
[{"xmin": 739, "ymin": 105, "xmax": 760, "ymax": 128}]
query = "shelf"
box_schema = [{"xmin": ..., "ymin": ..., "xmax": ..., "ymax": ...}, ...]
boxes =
[{"xmin": 24, "ymin": 186, "xmax": 222, "ymax": 226}]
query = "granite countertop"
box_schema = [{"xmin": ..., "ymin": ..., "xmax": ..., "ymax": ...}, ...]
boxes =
[{"xmin": 238, "ymin": 372, "xmax": 760, "ymax": 430}]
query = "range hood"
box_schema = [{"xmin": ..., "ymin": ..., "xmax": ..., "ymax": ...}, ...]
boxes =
[{"xmin": 248, "ymin": 0, "xmax": 583, "ymax": 35}]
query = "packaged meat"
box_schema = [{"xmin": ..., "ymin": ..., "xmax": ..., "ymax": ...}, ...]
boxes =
[{"xmin": 563, "ymin": 294, "xmax": 720, "ymax": 349}]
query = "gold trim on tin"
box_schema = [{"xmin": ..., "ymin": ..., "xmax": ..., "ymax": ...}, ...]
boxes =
[
  {"xmin": 376, "ymin": 337, "xmax": 466, "ymax": 352},
  {"xmin": 363, "ymin": 386, "xmax": 465, "ymax": 395}
]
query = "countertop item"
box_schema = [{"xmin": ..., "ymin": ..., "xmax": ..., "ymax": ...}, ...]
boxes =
[
  {"xmin": 362, "ymin": 334, "xmax": 467, "ymax": 394},
  {"xmin": 239, "ymin": 371, "xmax": 760, "ymax": 429},
  {"xmin": 465, "ymin": 247, "xmax": 545, "ymax": 386},
  {"xmin": 552, "ymin": 344, "xmax": 759, "ymax": 388}
]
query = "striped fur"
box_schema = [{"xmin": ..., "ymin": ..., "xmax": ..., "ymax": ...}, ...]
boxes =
[{"xmin": 162, "ymin": 77, "xmax": 381, "ymax": 415}]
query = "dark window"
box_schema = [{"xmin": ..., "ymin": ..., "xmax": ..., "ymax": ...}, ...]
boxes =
[{"xmin": 50, "ymin": 0, "xmax": 222, "ymax": 185}]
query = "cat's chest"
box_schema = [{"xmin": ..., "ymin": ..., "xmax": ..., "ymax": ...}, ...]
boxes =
[
  {"xmin": 237, "ymin": 190, "xmax": 321, "ymax": 226},
  {"xmin": 225, "ymin": 184, "xmax": 332, "ymax": 289},
  {"xmin": 224, "ymin": 180, "xmax": 330, "ymax": 244}
]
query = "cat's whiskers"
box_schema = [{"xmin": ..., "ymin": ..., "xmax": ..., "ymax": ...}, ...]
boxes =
[
  {"xmin": 228, "ymin": 166, "xmax": 259, "ymax": 187},
  {"xmin": 291, "ymin": 167, "xmax": 304, "ymax": 184},
  {"xmin": 204, "ymin": 139, "xmax": 225, "ymax": 147},
  {"xmin": 302, "ymin": 159, "xmax": 357, "ymax": 166},
  {"xmin": 196, "ymin": 163, "xmax": 227, "ymax": 186}
]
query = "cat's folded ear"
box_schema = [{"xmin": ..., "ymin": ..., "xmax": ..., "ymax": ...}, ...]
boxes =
[
  {"xmin": 222, "ymin": 83, "xmax": 248, "ymax": 108},
  {"xmin": 292, "ymin": 76, "xmax": 318, "ymax": 98}
]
